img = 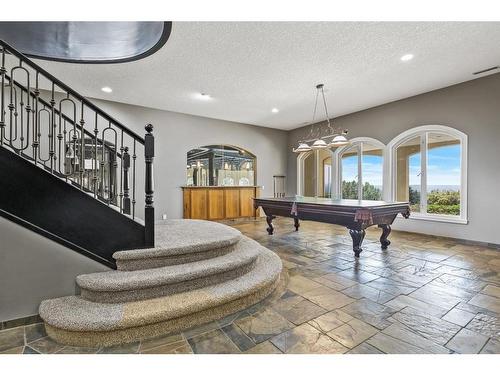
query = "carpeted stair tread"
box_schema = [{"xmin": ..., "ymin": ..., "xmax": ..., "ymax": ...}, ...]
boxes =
[
  {"xmin": 39, "ymin": 245, "xmax": 281, "ymax": 332},
  {"xmin": 113, "ymin": 220, "xmax": 243, "ymax": 271},
  {"xmin": 76, "ymin": 237, "xmax": 259, "ymax": 292},
  {"xmin": 113, "ymin": 219, "xmax": 242, "ymax": 261}
]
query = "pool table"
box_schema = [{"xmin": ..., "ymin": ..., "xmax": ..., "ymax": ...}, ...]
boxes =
[{"xmin": 253, "ymin": 196, "xmax": 410, "ymax": 257}]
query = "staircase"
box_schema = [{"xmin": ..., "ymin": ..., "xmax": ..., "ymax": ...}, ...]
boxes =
[
  {"xmin": 39, "ymin": 220, "xmax": 282, "ymax": 347},
  {"xmin": 0, "ymin": 38, "xmax": 282, "ymax": 347},
  {"xmin": 0, "ymin": 38, "xmax": 155, "ymax": 267}
]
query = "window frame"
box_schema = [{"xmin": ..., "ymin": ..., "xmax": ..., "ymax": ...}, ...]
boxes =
[
  {"xmin": 296, "ymin": 149, "xmax": 334, "ymax": 197},
  {"xmin": 387, "ymin": 125, "xmax": 468, "ymax": 224},
  {"xmin": 333, "ymin": 137, "xmax": 386, "ymax": 201}
]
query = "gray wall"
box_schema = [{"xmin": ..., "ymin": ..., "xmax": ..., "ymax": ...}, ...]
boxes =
[
  {"xmin": 0, "ymin": 97, "xmax": 287, "ymax": 322},
  {"xmin": 288, "ymin": 74, "xmax": 500, "ymax": 245},
  {"xmin": 0, "ymin": 217, "xmax": 109, "ymax": 322},
  {"xmin": 88, "ymin": 99, "xmax": 289, "ymax": 220}
]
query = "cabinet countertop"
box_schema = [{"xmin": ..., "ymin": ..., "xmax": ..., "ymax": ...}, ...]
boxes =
[{"xmin": 181, "ymin": 186, "xmax": 261, "ymax": 189}]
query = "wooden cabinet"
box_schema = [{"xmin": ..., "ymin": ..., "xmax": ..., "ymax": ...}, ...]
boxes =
[
  {"xmin": 182, "ymin": 186, "xmax": 259, "ymax": 220},
  {"xmin": 239, "ymin": 188, "xmax": 257, "ymax": 217},
  {"xmin": 208, "ymin": 189, "xmax": 225, "ymax": 219},
  {"xmin": 224, "ymin": 189, "xmax": 240, "ymax": 218}
]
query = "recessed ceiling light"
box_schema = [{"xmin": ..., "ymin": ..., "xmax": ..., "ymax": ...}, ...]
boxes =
[
  {"xmin": 400, "ymin": 54, "xmax": 414, "ymax": 62},
  {"xmin": 196, "ymin": 92, "xmax": 212, "ymax": 101},
  {"xmin": 101, "ymin": 86, "xmax": 113, "ymax": 93},
  {"xmin": 271, "ymin": 108, "xmax": 279, "ymax": 113}
]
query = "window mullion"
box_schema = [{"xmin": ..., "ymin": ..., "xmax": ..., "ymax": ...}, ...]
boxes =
[
  {"xmin": 421, "ymin": 133, "xmax": 428, "ymax": 213},
  {"xmin": 358, "ymin": 143, "xmax": 363, "ymax": 199}
]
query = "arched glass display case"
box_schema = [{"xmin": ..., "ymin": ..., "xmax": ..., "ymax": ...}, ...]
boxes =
[
  {"xmin": 186, "ymin": 145, "xmax": 255, "ymax": 187},
  {"xmin": 183, "ymin": 145, "xmax": 259, "ymax": 220}
]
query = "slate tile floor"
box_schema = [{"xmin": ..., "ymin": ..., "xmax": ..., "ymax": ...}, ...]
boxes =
[{"xmin": 1, "ymin": 218, "xmax": 499, "ymax": 354}]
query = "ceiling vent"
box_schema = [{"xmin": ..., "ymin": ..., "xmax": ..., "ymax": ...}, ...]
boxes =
[{"xmin": 473, "ymin": 66, "xmax": 500, "ymax": 75}]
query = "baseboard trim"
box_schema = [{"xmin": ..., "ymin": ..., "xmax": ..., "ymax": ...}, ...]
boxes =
[
  {"xmin": 1, "ymin": 314, "xmax": 42, "ymax": 330},
  {"xmin": 388, "ymin": 227, "xmax": 500, "ymax": 250}
]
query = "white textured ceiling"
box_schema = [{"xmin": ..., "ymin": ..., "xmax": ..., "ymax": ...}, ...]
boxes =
[{"xmin": 33, "ymin": 22, "xmax": 500, "ymax": 130}]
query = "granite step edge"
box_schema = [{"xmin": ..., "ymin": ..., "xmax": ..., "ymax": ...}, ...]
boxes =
[
  {"xmin": 39, "ymin": 247, "xmax": 282, "ymax": 332},
  {"xmin": 78, "ymin": 237, "xmax": 262, "ymax": 303},
  {"xmin": 81, "ymin": 260, "xmax": 256, "ymax": 303},
  {"xmin": 115, "ymin": 245, "xmax": 237, "ymax": 271},
  {"xmin": 44, "ymin": 277, "xmax": 280, "ymax": 348},
  {"xmin": 113, "ymin": 219, "xmax": 243, "ymax": 261},
  {"xmin": 77, "ymin": 237, "xmax": 260, "ymax": 292}
]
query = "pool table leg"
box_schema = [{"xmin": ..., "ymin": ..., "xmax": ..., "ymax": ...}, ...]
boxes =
[
  {"xmin": 266, "ymin": 215, "xmax": 275, "ymax": 235},
  {"xmin": 349, "ymin": 229, "xmax": 365, "ymax": 257},
  {"xmin": 293, "ymin": 216, "xmax": 300, "ymax": 231},
  {"xmin": 378, "ymin": 224, "xmax": 391, "ymax": 249}
]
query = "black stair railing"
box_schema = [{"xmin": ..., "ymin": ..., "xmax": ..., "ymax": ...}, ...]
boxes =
[{"xmin": 0, "ymin": 39, "xmax": 154, "ymax": 248}]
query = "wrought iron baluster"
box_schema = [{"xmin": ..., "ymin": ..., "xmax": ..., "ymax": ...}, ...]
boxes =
[
  {"xmin": 93, "ymin": 113, "xmax": 98, "ymax": 198},
  {"xmin": 101, "ymin": 123, "xmax": 118, "ymax": 205},
  {"xmin": 132, "ymin": 139, "xmax": 136, "ymax": 219},
  {"xmin": 8, "ymin": 79, "xmax": 16, "ymax": 147},
  {"xmin": 49, "ymin": 83, "xmax": 56, "ymax": 172},
  {"xmin": 58, "ymin": 95, "xmax": 77, "ymax": 178},
  {"xmin": 8, "ymin": 63, "xmax": 30, "ymax": 153},
  {"xmin": 4, "ymin": 83, "xmax": 17, "ymax": 143},
  {"xmin": 123, "ymin": 146, "xmax": 131, "ymax": 214},
  {"xmin": 37, "ymin": 106, "xmax": 51, "ymax": 166},
  {"xmin": 56, "ymin": 114, "xmax": 63, "ymax": 175},
  {"xmin": 0, "ymin": 45, "xmax": 5, "ymax": 146},
  {"xmin": 79, "ymin": 101, "xmax": 85, "ymax": 189},
  {"xmin": 32, "ymin": 72, "xmax": 40, "ymax": 163},
  {"xmin": 119, "ymin": 130, "xmax": 124, "ymax": 212}
]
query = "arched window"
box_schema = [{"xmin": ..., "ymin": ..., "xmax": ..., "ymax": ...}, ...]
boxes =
[
  {"xmin": 333, "ymin": 138, "xmax": 385, "ymax": 201},
  {"xmin": 297, "ymin": 149, "xmax": 333, "ymax": 197},
  {"xmin": 388, "ymin": 125, "xmax": 467, "ymax": 223}
]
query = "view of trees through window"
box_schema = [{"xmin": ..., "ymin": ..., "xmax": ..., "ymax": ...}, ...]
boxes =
[
  {"xmin": 426, "ymin": 134, "xmax": 461, "ymax": 215},
  {"xmin": 341, "ymin": 142, "xmax": 383, "ymax": 200},
  {"xmin": 397, "ymin": 132, "xmax": 461, "ymax": 216},
  {"xmin": 398, "ymin": 138, "xmax": 421, "ymax": 212},
  {"xmin": 341, "ymin": 148, "xmax": 358, "ymax": 199}
]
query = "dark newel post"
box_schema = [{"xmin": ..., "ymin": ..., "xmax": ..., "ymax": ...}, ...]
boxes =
[
  {"xmin": 144, "ymin": 124, "xmax": 155, "ymax": 247},
  {"xmin": 123, "ymin": 146, "xmax": 131, "ymax": 214}
]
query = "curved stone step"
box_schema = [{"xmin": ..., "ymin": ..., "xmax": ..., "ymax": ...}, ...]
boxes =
[
  {"xmin": 77, "ymin": 237, "xmax": 260, "ymax": 303},
  {"xmin": 40, "ymin": 245, "xmax": 282, "ymax": 347},
  {"xmin": 114, "ymin": 219, "xmax": 243, "ymax": 270}
]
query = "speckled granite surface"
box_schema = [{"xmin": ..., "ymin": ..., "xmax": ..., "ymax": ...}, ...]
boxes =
[
  {"xmin": 44, "ymin": 278, "xmax": 280, "ymax": 347},
  {"xmin": 78, "ymin": 237, "xmax": 260, "ymax": 292},
  {"xmin": 40, "ymin": 247, "xmax": 281, "ymax": 332},
  {"xmin": 114, "ymin": 220, "xmax": 242, "ymax": 260},
  {"xmin": 39, "ymin": 220, "xmax": 282, "ymax": 347}
]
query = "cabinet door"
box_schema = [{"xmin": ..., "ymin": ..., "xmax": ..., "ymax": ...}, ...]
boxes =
[
  {"xmin": 224, "ymin": 189, "xmax": 240, "ymax": 218},
  {"xmin": 183, "ymin": 189, "xmax": 191, "ymax": 219},
  {"xmin": 239, "ymin": 188, "xmax": 256, "ymax": 217},
  {"xmin": 190, "ymin": 189, "xmax": 208, "ymax": 219},
  {"xmin": 208, "ymin": 189, "xmax": 225, "ymax": 220}
]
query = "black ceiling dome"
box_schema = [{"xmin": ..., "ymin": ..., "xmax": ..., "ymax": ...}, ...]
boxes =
[{"xmin": 0, "ymin": 21, "xmax": 172, "ymax": 63}]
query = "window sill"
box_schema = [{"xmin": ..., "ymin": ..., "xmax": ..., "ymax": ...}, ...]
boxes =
[{"xmin": 396, "ymin": 213, "xmax": 468, "ymax": 225}]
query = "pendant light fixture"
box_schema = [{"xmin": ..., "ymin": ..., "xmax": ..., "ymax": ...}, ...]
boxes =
[
  {"xmin": 311, "ymin": 138, "xmax": 328, "ymax": 149},
  {"xmin": 293, "ymin": 142, "xmax": 312, "ymax": 153},
  {"xmin": 293, "ymin": 84, "xmax": 349, "ymax": 153}
]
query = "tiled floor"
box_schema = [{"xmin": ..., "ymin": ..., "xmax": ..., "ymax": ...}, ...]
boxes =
[{"xmin": 1, "ymin": 218, "xmax": 499, "ymax": 354}]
